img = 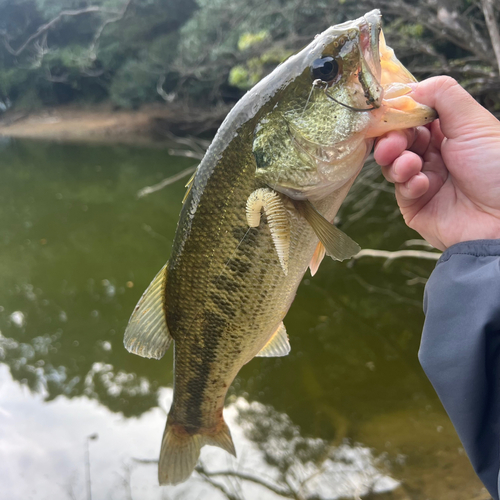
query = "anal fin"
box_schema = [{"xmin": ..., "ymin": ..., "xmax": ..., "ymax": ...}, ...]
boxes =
[
  {"xmin": 256, "ymin": 322, "xmax": 290, "ymax": 357},
  {"xmin": 124, "ymin": 263, "xmax": 172, "ymax": 359},
  {"xmin": 309, "ymin": 242, "xmax": 326, "ymax": 276},
  {"xmin": 295, "ymin": 200, "xmax": 360, "ymax": 262}
]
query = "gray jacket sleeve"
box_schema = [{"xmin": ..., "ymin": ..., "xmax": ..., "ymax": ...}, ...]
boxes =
[{"xmin": 419, "ymin": 240, "xmax": 500, "ymax": 500}]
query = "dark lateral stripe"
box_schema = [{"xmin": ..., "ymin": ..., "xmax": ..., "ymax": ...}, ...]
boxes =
[{"xmin": 184, "ymin": 311, "xmax": 226, "ymax": 429}]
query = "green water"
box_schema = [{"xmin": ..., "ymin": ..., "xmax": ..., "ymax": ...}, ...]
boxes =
[{"xmin": 0, "ymin": 139, "xmax": 486, "ymax": 499}]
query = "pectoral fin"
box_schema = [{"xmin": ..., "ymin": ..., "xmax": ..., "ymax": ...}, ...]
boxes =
[
  {"xmin": 256, "ymin": 322, "xmax": 290, "ymax": 357},
  {"xmin": 246, "ymin": 188, "xmax": 290, "ymax": 275},
  {"xmin": 295, "ymin": 200, "xmax": 360, "ymax": 261},
  {"xmin": 124, "ymin": 263, "xmax": 172, "ymax": 359}
]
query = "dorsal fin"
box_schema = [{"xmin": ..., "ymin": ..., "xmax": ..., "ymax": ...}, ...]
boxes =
[
  {"xmin": 294, "ymin": 200, "xmax": 360, "ymax": 261},
  {"xmin": 124, "ymin": 263, "xmax": 172, "ymax": 359},
  {"xmin": 182, "ymin": 171, "xmax": 196, "ymax": 204},
  {"xmin": 256, "ymin": 322, "xmax": 290, "ymax": 357}
]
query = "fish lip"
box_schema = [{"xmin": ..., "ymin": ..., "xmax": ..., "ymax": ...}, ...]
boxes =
[
  {"xmin": 360, "ymin": 10, "xmax": 382, "ymax": 79},
  {"xmin": 356, "ymin": 13, "xmax": 383, "ymax": 110}
]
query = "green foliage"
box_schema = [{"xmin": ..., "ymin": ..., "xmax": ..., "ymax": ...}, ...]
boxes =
[
  {"xmin": 12, "ymin": 86, "xmax": 44, "ymax": 110},
  {"xmin": 109, "ymin": 59, "xmax": 158, "ymax": 108},
  {"xmin": 229, "ymin": 29, "xmax": 292, "ymax": 90},
  {"xmin": 0, "ymin": 0, "xmax": 196, "ymax": 109},
  {"xmin": 0, "ymin": 68, "xmax": 28, "ymax": 99},
  {"xmin": 229, "ymin": 47, "xmax": 293, "ymax": 90},
  {"xmin": 0, "ymin": 0, "xmax": 498, "ymax": 114},
  {"xmin": 238, "ymin": 31, "xmax": 270, "ymax": 51},
  {"xmin": 404, "ymin": 23, "xmax": 424, "ymax": 38},
  {"xmin": 229, "ymin": 65, "xmax": 252, "ymax": 89}
]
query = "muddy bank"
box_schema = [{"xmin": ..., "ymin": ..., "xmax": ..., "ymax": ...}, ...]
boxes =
[{"xmin": 0, "ymin": 103, "xmax": 230, "ymax": 144}]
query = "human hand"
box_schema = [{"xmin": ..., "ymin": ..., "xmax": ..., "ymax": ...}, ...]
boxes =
[{"xmin": 374, "ymin": 76, "xmax": 500, "ymax": 251}]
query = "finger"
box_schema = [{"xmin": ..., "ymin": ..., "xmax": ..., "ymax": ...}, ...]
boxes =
[
  {"xmin": 396, "ymin": 163, "xmax": 448, "ymax": 219},
  {"xmin": 428, "ymin": 119, "xmax": 445, "ymax": 150},
  {"xmin": 395, "ymin": 173, "xmax": 430, "ymax": 206},
  {"xmin": 381, "ymin": 151, "xmax": 423, "ymax": 184},
  {"xmin": 408, "ymin": 126, "xmax": 431, "ymax": 157},
  {"xmin": 409, "ymin": 76, "xmax": 497, "ymax": 140},
  {"xmin": 374, "ymin": 126, "xmax": 430, "ymax": 167},
  {"xmin": 374, "ymin": 129, "xmax": 414, "ymax": 167},
  {"xmin": 420, "ymin": 120, "xmax": 448, "ymax": 183}
]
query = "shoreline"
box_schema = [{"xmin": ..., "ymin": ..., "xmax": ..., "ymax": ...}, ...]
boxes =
[{"xmin": 0, "ymin": 103, "xmax": 229, "ymax": 145}]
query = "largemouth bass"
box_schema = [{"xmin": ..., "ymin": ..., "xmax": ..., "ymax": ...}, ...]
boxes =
[{"xmin": 124, "ymin": 10, "xmax": 435, "ymax": 485}]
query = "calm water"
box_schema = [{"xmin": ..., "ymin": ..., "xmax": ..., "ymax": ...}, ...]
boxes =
[{"xmin": 0, "ymin": 139, "xmax": 486, "ymax": 500}]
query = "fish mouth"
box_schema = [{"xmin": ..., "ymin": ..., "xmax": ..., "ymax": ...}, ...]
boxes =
[
  {"xmin": 320, "ymin": 13, "xmax": 384, "ymax": 113},
  {"xmin": 358, "ymin": 11, "xmax": 437, "ymax": 136},
  {"xmin": 357, "ymin": 10, "xmax": 415, "ymax": 89}
]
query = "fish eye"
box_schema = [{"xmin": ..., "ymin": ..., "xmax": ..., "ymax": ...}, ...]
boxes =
[{"xmin": 311, "ymin": 57, "xmax": 340, "ymax": 83}]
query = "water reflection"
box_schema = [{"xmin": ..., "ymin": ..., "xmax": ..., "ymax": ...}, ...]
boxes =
[
  {"xmin": 0, "ymin": 364, "xmax": 400, "ymax": 500},
  {"xmin": 0, "ymin": 139, "xmax": 488, "ymax": 499},
  {"xmin": 0, "ymin": 364, "xmax": 164, "ymax": 500},
  {"xmin": 228, "ymin": 399, "xmax": 400, "ymax": 498},
  {"xmin": 0, "ymin": 139, "xmax": 186, "ymax": 415}
]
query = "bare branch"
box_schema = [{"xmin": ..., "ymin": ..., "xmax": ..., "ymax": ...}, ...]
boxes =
[
  {"xmin": 375, "ymin": 0, "xmax": 493, "ymax": 64},
  {"xmin": 136, "ymin": 131, "xmax": 211, "ymax": 198},
  {"xmin": 45, "ymin": 68, "xmax": 68, "ymax": 83},
  {"xmin": 137, "ymin": 167, "xmax": 196, "ymax": 198},
  {"xmin": 2, "ymin": 7, "xmax": 103, "ymax": 57},
  {"xmin": 351, "ymin": 248, "xmax": 441, "ymax": 268},
  {"xmin": 132, "ymin": 458, "xmax": 157, "ymax": 464},
  {"xmin": 403, "ymin": 239, "xmax": 435, "ymax": 249},
  {"xmin": 88, "ymin": 0, "xmax": 133, "ymax": 62},
  {"xmin": 162, "ymin": 131, "xmax": 211, "ymax": 153},
  {"xmin": 157, "ymin": 75, "xmax": 176, "ymax": 103},
  {"xmin": 194, "ymin": 466, "xmax": 295, "ymax": 498},
  {"xmin": 167, "ymin": 149, "xmax": 204, "ymax": 160},
  {"xmin": 195, "ymin": 471, "xmax": 240, "ymax": 500},
  {"xmin": 352, "ymin": 274, "xmax": 423, "ymax": 307},
  {"xmin": 1, "ymin": 0, "xmax": 131, "ymax": 77},
  {"xmin": 481, "ymin": 0, "xmax": 500, "ymax": 73}
]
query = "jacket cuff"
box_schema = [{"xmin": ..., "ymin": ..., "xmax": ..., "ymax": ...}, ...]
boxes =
[{"xmin": 438, "ymin": 239, "xmax": 500, "ymax": 264}]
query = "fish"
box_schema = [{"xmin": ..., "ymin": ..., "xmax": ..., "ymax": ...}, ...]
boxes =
[{"xmin": 124, "ymin": 9, "xmax": 436, "ymax": 486}]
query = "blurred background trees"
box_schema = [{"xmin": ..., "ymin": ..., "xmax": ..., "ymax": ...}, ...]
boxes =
[{"xmin": 0, "ymin": 0, "xmax": 498, "ymax": 115}]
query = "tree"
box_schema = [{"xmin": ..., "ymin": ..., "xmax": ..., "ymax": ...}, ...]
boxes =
[
  {"xmin": 0, "ymin": 0, "xmax": 197, "ymax": 109},
  {"xmin": 0, "ymin": 0, "xmax": 498, "ymax": 115}
]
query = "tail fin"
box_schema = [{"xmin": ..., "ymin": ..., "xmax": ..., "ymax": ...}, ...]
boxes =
[
  {"xmin": 158, "ymin": 419, "xmax": 236, "ymax": 485},
  {"xmin": 203, "ymin": 419, "xmax": 236, "ymax": 457}
]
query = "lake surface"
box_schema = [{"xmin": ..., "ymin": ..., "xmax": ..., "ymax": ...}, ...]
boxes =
[{"xmin": 0, "ymin": 138, "xmax": 487, "ymax": 500}]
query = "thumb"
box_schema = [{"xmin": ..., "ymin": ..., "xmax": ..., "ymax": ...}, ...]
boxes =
[{"xmin": 409, "ymin": 76, "xmax": 497, "ymax": 140}]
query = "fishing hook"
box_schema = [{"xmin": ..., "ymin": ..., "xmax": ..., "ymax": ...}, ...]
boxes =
[{"xmin": 312, "ymin": 78, "xmax": 376, "ymax": 113}]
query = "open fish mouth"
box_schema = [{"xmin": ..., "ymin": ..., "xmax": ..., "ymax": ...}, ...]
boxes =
[
  {"xmin": 360, "ymin": 11, "xmax": 437, "ymax": 137},
  {"xmin": 315, "ymin": 10, "xmax": 435, "ymax": 126},
  {"xmin": 275, "ymin": 10, "xmax": 436, "ymax": 198},
  {"xmin": 350, "ymin": 10, "xmax": 434, "ymax": 123}
]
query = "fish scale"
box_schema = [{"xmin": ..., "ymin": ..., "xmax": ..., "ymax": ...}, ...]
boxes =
[
  {"xmin": 167, "ymin": 135, "xmax": 318, "ymax": 431},
  {"xmin": 123, "ymin": 9, "xmax": 436, "ymax": 486}
]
